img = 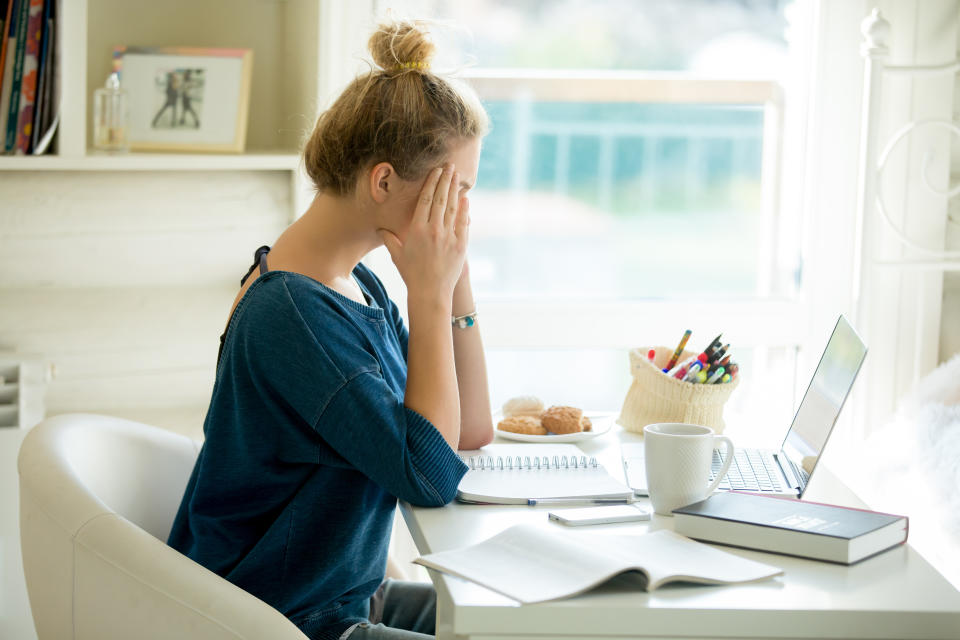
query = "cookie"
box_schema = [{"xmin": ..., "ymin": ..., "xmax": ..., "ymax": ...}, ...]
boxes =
[
  {"xmin": 581, "ymin": 415, "xmax": 592, "ymax": 432},
  {"xmin": 502, "ymin": 395, "xmax": 545, "ymax": 418},
  {"xmin": 497, "ymin": 415, "xmax": 547, "ymax": 436},
  {"xmin": 541, "ymin": 406, "xmax": 584, "ymax": 434}
]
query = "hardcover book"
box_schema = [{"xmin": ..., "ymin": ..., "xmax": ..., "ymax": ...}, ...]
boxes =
[{"xmin": 672, "ymin": 491, "xmax": 908, "ymax": 565}]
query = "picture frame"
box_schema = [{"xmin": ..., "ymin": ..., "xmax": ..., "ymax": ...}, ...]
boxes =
[{"xmin": 113, "ymin": 46, "xmax": 253, "ymax": 153}]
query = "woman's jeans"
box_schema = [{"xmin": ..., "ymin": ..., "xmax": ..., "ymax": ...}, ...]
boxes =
[{"xmin": 341, "ymin": 579, "xmax": 437, "ymax": 639}]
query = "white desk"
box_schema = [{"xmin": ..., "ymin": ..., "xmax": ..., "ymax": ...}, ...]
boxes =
[{"xmin": 400, "ymin": 425, "xmax": 960, "ymax": 640}]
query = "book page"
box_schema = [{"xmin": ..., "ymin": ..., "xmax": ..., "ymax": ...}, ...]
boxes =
[
  {"xmin": 596, "ymin": 529, "xmax": 785, "ymax": 589},
  {"xmin": 415, "ymin": 524, "xmax": 782, "ymax": 604}
]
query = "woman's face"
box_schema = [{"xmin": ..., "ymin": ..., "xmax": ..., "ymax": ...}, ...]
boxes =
[{"xmin": 389, "ymin": 136, "xmax": 482, "ymax": 242}]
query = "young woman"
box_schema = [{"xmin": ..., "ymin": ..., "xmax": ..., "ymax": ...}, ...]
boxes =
[{"xmin": 167, "ymin": 20, "xmax": 494, "ymax": 640}]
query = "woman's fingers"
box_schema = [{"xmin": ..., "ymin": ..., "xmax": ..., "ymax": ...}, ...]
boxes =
[
  {"xmin": 444, "ymin": 172, "xmax": 460, "ymax": 229},
  {"xmin": 453, "ymin": 196, "xmax": 470, "ymax": 238},
  {"xmin": 430, "ymin": 164, "xmax": 454, "ymax": 227},
  {"xmin": 414, "ymin": 167, "xmax": 444, "ymax": 226}
]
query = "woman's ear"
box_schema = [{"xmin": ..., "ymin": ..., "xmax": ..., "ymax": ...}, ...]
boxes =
[{"xmin": 369, "ymin": 162, "xmax": 395, "ymax": 204}]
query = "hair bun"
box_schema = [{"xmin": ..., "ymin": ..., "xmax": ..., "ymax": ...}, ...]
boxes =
[{"xmin": 368, "ymin": 19, "xmax": 436, "ymax": 72}]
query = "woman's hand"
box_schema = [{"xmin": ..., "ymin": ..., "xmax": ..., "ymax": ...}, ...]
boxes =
[{"xmin": 378, "ymin": 164, "xmax": 469, "ymax": 306}]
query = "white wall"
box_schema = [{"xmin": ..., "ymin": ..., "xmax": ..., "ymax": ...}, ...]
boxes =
[{"xmin": 0, "ymin": 170, "xmax": 292, "ymax": 435}]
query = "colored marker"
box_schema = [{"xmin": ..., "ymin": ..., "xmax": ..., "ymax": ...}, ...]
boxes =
[
  {"xmin": 720, "ymin": 373, "xmax": 731, "ymax": 384},
  {"xmin": 728, "ymin": 363, "xmax": 739, "ymax": 379},
  {"xmin": 647, "ymin": 348, "xmax": 656, "ymax": 363},
  {"xmin": 664, "ymin": 330, "xmax": 692, "ymax": 372},
  {"xmin": 682, "ymin": 361, "xmax": 703, "ymax": 382},
  {"xmin": 667, "ymin": 354, "xmax": 698, "ymax": 377},
  {"xmin": 696, "ymin": 370, "xmax": 708, "ymax": 383},
  {"xmin": 706, "ymin": 366, "xmax": 725, "ymax": 384}
]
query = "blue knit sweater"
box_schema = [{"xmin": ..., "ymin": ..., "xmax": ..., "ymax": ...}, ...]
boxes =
[{"xmin": 167, "ymin": 263, "xmax": 467, "ymax": 640}]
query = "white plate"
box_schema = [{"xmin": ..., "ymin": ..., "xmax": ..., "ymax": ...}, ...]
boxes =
[{"xmin": 494, "ymin": 412, "xmax": 616, "ymax": 443}]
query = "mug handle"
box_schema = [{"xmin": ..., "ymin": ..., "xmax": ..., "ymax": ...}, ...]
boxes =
[{"xmin": 704, "ymin": 435, "xmax": 734, "ymax": 496}]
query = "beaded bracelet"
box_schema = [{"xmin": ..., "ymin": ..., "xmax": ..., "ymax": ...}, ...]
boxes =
[{"xmin": 452, "ymin": 309, "xmax": 478, "ymax": 329}]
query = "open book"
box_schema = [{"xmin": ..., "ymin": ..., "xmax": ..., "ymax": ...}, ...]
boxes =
[
  {"xmin": 415, "ymin": 524, "xmax": 783, "ymax": 604},
  {"xmin": 457, "ymin": 444, "xmax": 634, "ymax": 504}
]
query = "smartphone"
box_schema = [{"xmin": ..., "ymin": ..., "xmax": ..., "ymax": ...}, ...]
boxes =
[{"xmin": 547, "ymin": 504, "xmax": 651, "ymax": 526}]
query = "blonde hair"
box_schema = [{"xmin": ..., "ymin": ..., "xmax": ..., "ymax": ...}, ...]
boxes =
[{"xmin": 303, "ymin": 19, "xmax": 489, "ymax": 196}]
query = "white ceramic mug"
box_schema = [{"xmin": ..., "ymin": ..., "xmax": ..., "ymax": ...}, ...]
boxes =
[{"xmin": 643, "ymin": 423, "xmax": 735, "ymax": 515}]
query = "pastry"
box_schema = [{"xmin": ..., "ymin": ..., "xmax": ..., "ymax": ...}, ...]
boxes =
[
  {"xmin": 541, "ymin": 405, "xmax": 583, "ymax": 434},
  {"xmin": 497, "ymin": 415, "xmax": 547, "ymax": 436},
  {"xmin": 502, "ymin": 395, "xmax": 544, "ymax": 418},
  {"xmin": 581, "ymin": 415, "xmax": 592, "ymax": 432}
]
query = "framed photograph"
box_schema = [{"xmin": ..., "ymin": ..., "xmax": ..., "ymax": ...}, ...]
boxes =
[{"xmin": 113, "ymin": 46, "xmax": 253, "ymax": 153}]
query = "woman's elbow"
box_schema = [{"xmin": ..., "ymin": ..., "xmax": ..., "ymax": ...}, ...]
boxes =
[
  {"xmin": 406, "ymin": 483, "xmax": 459, "ymax": 508},
  {"xmin": 459, "ymin": 425, "xmax": 494, "ymax": 451}
]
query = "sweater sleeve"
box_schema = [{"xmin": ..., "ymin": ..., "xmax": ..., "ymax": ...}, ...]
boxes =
[{"xmin": 316, "ymin": 371, "xmax": 467, "ymax": 507}]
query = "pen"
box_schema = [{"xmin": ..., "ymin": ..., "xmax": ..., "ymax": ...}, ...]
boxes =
[
  {"xmin": 663, "ymin": 330, "xmax": 692, "ymax": 372},
  {"xmin": 527, "ymin": 497, "xmax": 636, "ymax": 507},
  {"xmin": 706, "ymin": 366, "xmax": 725, "ymax": 384}
]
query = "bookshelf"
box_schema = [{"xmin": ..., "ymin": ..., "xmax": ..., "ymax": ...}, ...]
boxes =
[{"xmin": 0, "ymin": 0, "xmax": 332, "ymax": 171}]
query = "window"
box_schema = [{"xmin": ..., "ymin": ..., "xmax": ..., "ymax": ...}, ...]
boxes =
[{"xmin": 373, "ymin": 0, "xmax": 806, "ymax": 444}]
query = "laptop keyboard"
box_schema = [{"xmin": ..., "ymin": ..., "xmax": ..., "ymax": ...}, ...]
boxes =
[{"xmin": 710, "ymin": 448, "xmax": 783, "ymax": 492}]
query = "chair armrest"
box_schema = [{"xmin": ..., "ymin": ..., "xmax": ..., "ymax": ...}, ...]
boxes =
[{"xmin": 72, "ymin": 513, "xmax": 308, "ymax": 640}]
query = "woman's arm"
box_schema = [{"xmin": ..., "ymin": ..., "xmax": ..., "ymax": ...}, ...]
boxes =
[
  {"xmin": 379, "ymin": 165, "xmax": 465, "ymax": 451},
  {"xmin": 451, "ymin": 260, "xmax": 494, "ymax": 450}
]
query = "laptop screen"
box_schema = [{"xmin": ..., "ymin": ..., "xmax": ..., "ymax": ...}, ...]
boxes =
[{"xmin": 780, "ymin": 315, "xmax": 867, "ymax": 494}]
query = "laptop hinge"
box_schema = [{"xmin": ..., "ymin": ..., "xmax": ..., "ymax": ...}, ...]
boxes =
[{"xmin": 774, "ymin": 451, "xmax": 803, "ymax": 493}]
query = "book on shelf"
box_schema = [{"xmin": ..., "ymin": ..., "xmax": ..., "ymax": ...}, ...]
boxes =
[
  {"xmin": 14, "ymin": 0, "xmax": 43, "ymax": 154},
  {"xmin": 0, "ymin": 0, "xmax": 23, "ymax": 144},
  {"xmin": 0, "ymin": 0, "xmax": 12, "ymax": 94},
  {"xmin": 415, "ymin": 524, "xmax": 784, "ymax": 604},
  {"xmin": 2, "ymin": 0, "xmax": 27, "ymax": 152},
  {"xmin": 671, "ymin": 491, "xmax": 909, "ymax": 565},
  {"xmin": 30, "ymin": 0, "xmax": 54, "ymax": 155},
  {"xmin": 456, "ymin": 443, "xmax": 634, "ymax": 505},
  {"xmin": 29, "ymin": 0, "xmax": 51, "ymax": 153}
]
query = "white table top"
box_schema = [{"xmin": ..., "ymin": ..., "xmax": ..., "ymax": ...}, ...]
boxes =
[{"xmin": 400, "ymin": 422, "xmax": 960, "ymax": 640}]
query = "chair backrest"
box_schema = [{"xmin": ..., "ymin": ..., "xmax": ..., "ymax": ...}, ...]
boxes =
[
  {"xmin": 57, "ymin": 415, "xmax": 199, "ymax": 540},
  {"xmin": 17, "ymin": 413, "xmax": 308, "ymax": 640}
]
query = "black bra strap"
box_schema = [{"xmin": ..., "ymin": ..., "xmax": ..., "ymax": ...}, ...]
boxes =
[
  {"xmin": 221, "ymin": 245, "xmax": 271, "ymax": 366},
  {"xmin": 240, "ymin": 245, "xmax": 271, "ymax": 285}
]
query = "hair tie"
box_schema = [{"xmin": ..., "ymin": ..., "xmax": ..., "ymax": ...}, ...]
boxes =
[{"xmin": 394, "ymin": 61, "xmax": 430, "ymax": 71}]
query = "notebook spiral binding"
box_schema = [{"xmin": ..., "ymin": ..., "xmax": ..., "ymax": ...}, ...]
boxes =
[{"xmin": 461, "ymin": 454, "xmax": 600, "ymax": 471}]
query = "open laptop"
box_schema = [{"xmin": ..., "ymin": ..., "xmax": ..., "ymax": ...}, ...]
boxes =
[{"xmin": 621, "ymin": 315, "xmax": 867, "ymax": 499}]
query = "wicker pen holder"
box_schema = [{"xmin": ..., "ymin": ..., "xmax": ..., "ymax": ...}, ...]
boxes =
[{"xmin": 618, "ymin": 346, "xmax": 739, "ymax": 434}]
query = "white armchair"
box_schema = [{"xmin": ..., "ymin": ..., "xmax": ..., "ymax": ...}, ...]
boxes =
[{"xmin": 17, "ymin": 413, "xmax": 308, "ymax": 639}]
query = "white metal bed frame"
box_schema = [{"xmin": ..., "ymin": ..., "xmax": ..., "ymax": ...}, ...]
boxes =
[{"xmin": 858, "ymin": 7, "xmax": 960, "ymax": 272}]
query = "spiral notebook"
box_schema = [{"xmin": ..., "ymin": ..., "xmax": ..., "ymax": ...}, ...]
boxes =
[{"xmin": 457, "ymin": 444, "xmax": 634, "ymax": 504}]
